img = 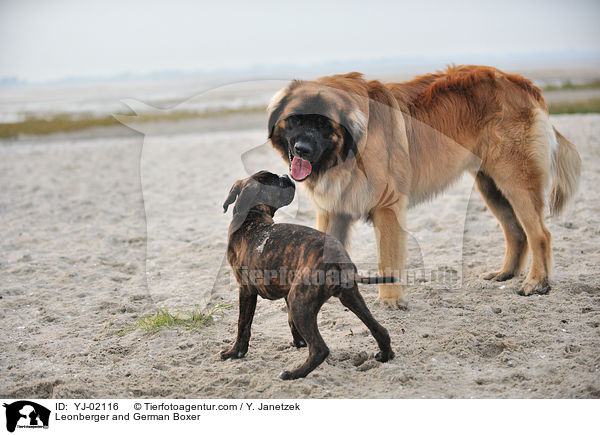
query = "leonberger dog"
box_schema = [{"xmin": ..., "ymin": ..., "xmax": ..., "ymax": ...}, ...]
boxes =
[{"xmin": 267, "ymin": 65, "xmax": 581, "ymax": 308}]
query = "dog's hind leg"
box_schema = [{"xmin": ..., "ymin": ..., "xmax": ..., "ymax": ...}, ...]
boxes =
[
  {"xmin": 220, "ymin": 286, "xmax": 257, "ymax": 360},
  {"xmin": 474, "ymin": 171, "xmax": 528, "ymax": 281},
  {"xmin": 285, "ymin": 297, "xmax": 306, "ymax": 348},
  {"xmin": 503, "ymin": 187, "xmax": 551, "ymax": 295},
  {"xmin": 339, "ymin": 285, "xmax": 394, "ymax": 362},
  {"xmin": 487, "ymin": 169, "xmax": 552, "ymax": 296},
  {"xmin": 279, "ymin": 286, "xmax": 329, "ymax": 380}
]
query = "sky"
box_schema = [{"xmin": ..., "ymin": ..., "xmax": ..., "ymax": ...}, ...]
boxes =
[{"xmin": 1, "ymin": 0, "xmax": 599, "ymax": 83}]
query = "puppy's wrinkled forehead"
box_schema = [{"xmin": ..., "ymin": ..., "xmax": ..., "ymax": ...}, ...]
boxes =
[
  {"xmin": 249, "ymin": 170, "xmax": 281, "ymax": 185},
  {"xmin": 223, "ymin": 170, "xmax": 295, "ymax": 215}
]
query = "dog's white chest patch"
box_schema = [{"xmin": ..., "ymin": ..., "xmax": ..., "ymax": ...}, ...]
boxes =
[{"xmin": 255, "ymin": 235, "xmax": 269, "ymax": 254}]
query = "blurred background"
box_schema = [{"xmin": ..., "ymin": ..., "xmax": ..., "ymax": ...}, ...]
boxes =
[{"xmin": 1, "ymin": 0, "xmax": 599, "ymax": 138}]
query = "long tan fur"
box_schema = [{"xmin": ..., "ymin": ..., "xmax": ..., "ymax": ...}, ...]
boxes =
[
  {"xmin": 268, "ymin": 65, "xmax": 581, "ymax": 307},
  {"xmin": 550, "ymin": 128, "xmax": 581, "ymax": 215}
]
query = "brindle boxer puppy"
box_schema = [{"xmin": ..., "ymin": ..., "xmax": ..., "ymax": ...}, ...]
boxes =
[{"xmin": 222, "ymin": 170, "xmax": 395, "ymax": 380}]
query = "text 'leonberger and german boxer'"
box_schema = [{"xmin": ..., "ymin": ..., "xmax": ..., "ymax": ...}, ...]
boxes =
[{"xmin": 267, "ymin": 65, "xmax": 581, "ymax": 308}]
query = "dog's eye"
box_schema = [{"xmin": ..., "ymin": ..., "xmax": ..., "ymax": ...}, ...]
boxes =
[{"xmin": 317, "ymin": 117, "xmax": 331, "ymax": 129}]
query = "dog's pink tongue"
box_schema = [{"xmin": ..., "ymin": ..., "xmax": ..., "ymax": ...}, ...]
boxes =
[{"xmin": 291, "ymin": 156, "xmax": 312, "ymax": 181}]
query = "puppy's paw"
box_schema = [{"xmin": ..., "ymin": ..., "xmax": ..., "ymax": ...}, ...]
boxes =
[
  {"xmin": 291, "ymin": 339, "xmax": 307, "ymax": 348},
  {"xmin": 482, "ymin": 270, "xmax": 515, "ymax": 282},
  {"xmin": 375, "ymin": 349, "xmax": 395, "ymax": 363},
  {"xmin": 516, "ymin": 278, "xmax": 550, "ymax": 296},
  {"xmin": 220, "ymin": 347, "xmax": 247, "ymax": 360},
  {"xmin": 279, "ymin": 370, "xmax": 296, "ymax": 380}
]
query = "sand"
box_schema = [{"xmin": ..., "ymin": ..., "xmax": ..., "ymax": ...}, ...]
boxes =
[{"xmin": 0, "ymin": 113, "xmax": 598, "ymax": 399}]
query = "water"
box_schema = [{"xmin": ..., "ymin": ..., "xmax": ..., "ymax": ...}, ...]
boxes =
[
  {"xmin": 0, "ymin": 75, "xmax": 285, "ymax": 123},
  {"xmin": 2, "ymin": 65, "xmax": 598, "ymax": 124}
]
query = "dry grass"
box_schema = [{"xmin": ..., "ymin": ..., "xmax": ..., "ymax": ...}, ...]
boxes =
[
  {"xmin": 542, "ymin": 79, "xmax": 600, "ymax": 92},
  {"xmin": 0, "ymin": 106, "xmax": 266, "ymax": 139},
  {"xmin": 116, "ymin": 304, "xmax": 231, "ymax": 335},
  {"xmin": 547, "ymin": 98, "xmax": 600, "ymax": 115}
]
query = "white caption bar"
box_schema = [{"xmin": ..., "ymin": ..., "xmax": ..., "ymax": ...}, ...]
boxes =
[{"xmin": 0, "ymin": 398, "xmax": 595, "ymax": 435}]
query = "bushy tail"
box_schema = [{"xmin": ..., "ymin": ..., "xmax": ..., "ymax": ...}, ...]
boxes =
[
  {"xmin": 549, "ymin": 127, "xmax": 581, "ymax": 216},
  {"xmin": 356, "ymin": 275, "xmax": 399, "ymax": 284}
]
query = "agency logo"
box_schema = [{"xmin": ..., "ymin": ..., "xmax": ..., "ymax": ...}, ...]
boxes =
[{"xmin": 3, "ymin": 401, "xmax": 50, "ymax": 433}]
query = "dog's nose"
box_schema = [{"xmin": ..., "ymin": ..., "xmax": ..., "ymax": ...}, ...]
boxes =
[{"xmin": 294, "ymin": 141, "xmax": 313, "ymax": 158}]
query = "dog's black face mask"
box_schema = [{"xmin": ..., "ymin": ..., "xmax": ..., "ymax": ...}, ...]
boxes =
[
  {"xmin": 273, "ymin": 115, "xmax": 354, "ymax": 182},
  {"xmin": 223, "ymin": 171, "xmax": 295, "ymax": 232}
]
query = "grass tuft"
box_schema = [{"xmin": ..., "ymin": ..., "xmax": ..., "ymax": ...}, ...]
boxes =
[{"xmin": 117, "ymin": 304, "xmax": 231, "ymax": 335}]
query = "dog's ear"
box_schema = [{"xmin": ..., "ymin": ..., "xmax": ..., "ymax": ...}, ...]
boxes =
[
  {"xmin": 223, "ymin": 180, "xmax": 242, "ymax": 213},
  {"xmin": 341, "ymin": 108, "xmax": 367, "ymax": 148},
  {"xmin": 226, "ymin": 182, "xmax": 261, "ymax": 234},
  {"xmin": 267, "ymin": 88, "xmax": 289, "ymax": 139},
  {"xmin": 267, "ymin": 82, "xmax": 305, "ymax": 139}
]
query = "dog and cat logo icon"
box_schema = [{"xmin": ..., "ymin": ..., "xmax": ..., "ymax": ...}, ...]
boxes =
[{"xmin": 3, "ymin": 401, "xmax": 50, "ymax": 432}]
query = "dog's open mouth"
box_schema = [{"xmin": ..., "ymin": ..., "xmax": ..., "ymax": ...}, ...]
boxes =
[{"xmin": 288, "ymin": 148, "xmax": 312, "ymax": 181}]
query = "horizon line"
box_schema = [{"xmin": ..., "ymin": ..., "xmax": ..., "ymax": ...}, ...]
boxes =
[{"xmin": 2, "ymin": 49, "xmax": 600, "ymax": 87}]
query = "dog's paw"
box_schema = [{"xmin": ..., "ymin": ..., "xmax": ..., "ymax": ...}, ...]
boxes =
[
  {"xmin": 482, "ymin": 270, "xmax": 515, "ymax": 282},
  {"xmin": 375, "ymin": 349, "xmax": 395, "ymax": 363},
  {"xmin": 220, "ymin": 347, "xmax": 247, "ymax": 360},
  {"xmin": 516, "ymin": 278, "xmax": 550, "ymax": 296},
  {"xmin": 375, "ymin": 297, "xmax": 408, "ymax": 310},
  {"xmin": 377, "ymin": 285, "xmax": 407, "ymax": 310},
  {"xmin": 279, "ymin": 370, "xmax": 296, "ymax": 380},
  {"xmin": 291, "ymin": 339, "xmax": 307, "ymax": 348}
]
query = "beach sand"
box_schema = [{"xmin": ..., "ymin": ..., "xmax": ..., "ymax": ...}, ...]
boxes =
[{"xmin": 0, "ymin": 113, "xmax": 598, "ymax": 398}]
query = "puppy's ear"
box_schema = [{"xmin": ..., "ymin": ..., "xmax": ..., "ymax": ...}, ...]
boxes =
[
  {"xmin": 223, "ymin": 181, "xmax": 242, "ymax": 213},
  {"xmin": 227, "ymin": 182, "xmax": 261, "ymax": 234}
]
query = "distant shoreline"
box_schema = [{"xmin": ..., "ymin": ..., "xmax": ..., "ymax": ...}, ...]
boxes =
[
  {"xmin": 2, "ymin": 84, "xmax": 600, "ymax": 140},
  {"xmin": 0, "ymin": 106, "xmax": 267, "ymax": 140}
]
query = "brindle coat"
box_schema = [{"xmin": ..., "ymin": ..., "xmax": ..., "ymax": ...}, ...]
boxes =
[{"xmin": 222, "ymin": 171, "xmax": 394, "ymax": 380}]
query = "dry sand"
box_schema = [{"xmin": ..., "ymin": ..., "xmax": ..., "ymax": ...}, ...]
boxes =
[{"xmin": 0, "ymin": 113, "xmax": 598, "ymax": 399}]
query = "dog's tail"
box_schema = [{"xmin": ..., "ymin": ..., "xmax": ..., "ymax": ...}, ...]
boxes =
[
  {"xmin": 549, "ymin": 127, "xmax": 581, "ymax": 216},
  {"xmin": 356, "ymin": 275, "xmax": 399, "ymax": 284}
]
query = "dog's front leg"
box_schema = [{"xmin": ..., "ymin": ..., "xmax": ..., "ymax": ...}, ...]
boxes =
[
  {"xmin": 371, "ymin": 202, "xmax": 408, "ymax": 309},
  {"xmin": 316, "ymin": 209, "xmax": 330, "ymax": 233},
  {"xmin": 318, "ymin": 211, "xmax": 354, "ymax": 248},
  {"xmin": 220, "ymin": 286, "xmax": 257, "ymax": 359}
]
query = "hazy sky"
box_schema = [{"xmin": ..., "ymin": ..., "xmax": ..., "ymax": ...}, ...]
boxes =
[{"xmin": 1, "ymin": 0, "xmax": 599, "ymax": 82}]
